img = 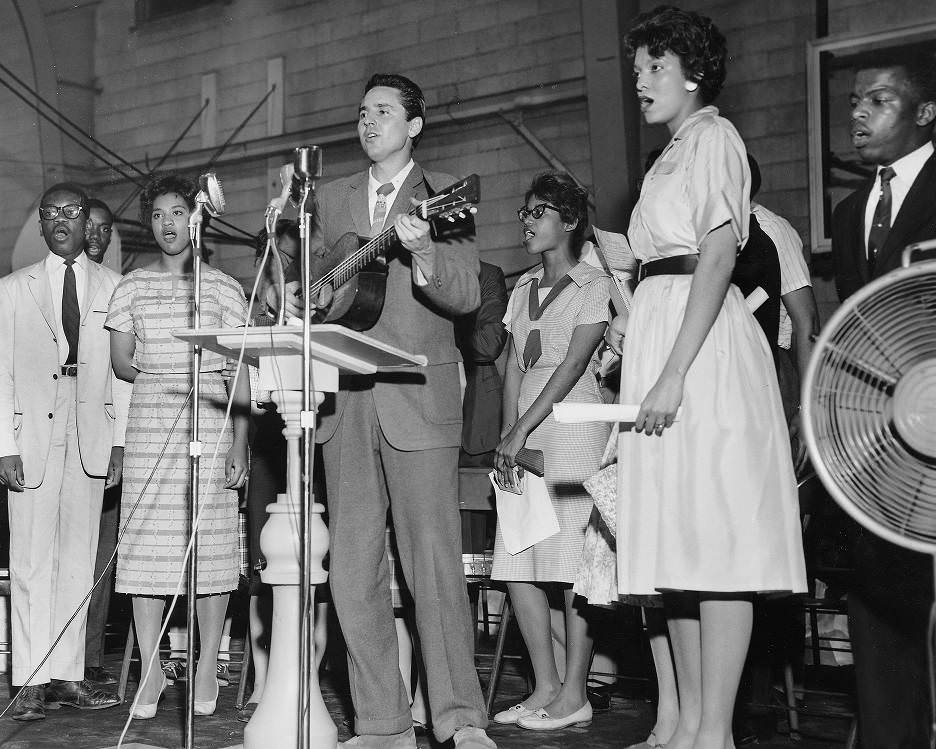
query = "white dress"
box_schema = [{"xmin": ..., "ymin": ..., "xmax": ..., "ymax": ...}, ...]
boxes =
[{"xmin": 615, "ymin": 107, "xmax": 807, "ymax": 596}]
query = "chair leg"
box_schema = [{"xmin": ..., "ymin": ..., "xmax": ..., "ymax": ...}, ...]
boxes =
[
  {"xmin": 483, "ymin": 593, "xmax": 512, "ymax": 718},
  {"xmin": 235, "ymin": 634, "xmax": 252, "ymax": 710},
  {"xmin": 782, "ymin": 660, "xmax": 799, "ymax": 740},
  {"xmin": 118, "ymin": 620, "xmax": 136, "ymax": 705}
]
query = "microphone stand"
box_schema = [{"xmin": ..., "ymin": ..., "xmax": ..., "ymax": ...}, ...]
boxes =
[
  {"xmin": 296, "ymin": 175, "xmax": 317, "ymax": 749},
  {"xmin": 185, "ymin": 202, "xmax": 206, "ymax": 749}
]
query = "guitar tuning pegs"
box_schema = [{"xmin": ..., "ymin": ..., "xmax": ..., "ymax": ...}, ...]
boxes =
[
  {"xmin": 456, "ymin": 211, "xmax": 465, "ymax": 219},
  {"xmin": 446, "ymin": 215, "xmax": 456, "ymax": 222},
  {"xmin": 469, "ymin": 207, "xmax": 478, "ymax": 214}
]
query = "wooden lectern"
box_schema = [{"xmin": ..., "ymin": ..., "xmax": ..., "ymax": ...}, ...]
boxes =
[{"xmin": 174, "ymin": 323, "xmax": 426, "ymax": 749}]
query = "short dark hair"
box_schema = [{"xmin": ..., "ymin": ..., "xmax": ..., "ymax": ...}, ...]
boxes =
[
  {"xmin": 625, "ymin": 5, "xmax": 728, "ymax": 104},
  {"xmin": 747, "ymin": 153, "xmax": 761, "ymax": 199},
  {"xmin": 857, "ymin": 48, "xmax": 936, "ymax": 106},
  {"xmin": 363, "ymin": 73, "xmax": 427, "ymax": 147},
  {"xmin": 255, "ymin": 218, "xmax": 300, "ymax": 259},
  {"xmin": 40, "ymin": 182, "xmax": 88, "ymax": 212},
  {"xmin": 139, "ymin": 174, "xmax": 197, "ymax": 224},
  {"xmin": 525, "ymin": 172, "xmax": 590, "ymax": 258},
  {"xmin": 86, "ymin": 197, "xmax": 115, "ymax": 224}
]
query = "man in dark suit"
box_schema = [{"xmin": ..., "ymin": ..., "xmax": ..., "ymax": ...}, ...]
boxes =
[
  {"xmin": 831, "ymin": 49, "xmax": 936, "ymax": 749},
  {"xmin": 294, "ymin": 73, "xmax": 493, "ymax": 749}
]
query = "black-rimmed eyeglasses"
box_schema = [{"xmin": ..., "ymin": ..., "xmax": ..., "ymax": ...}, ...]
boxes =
[
  {"xmin": 517, "ymin": 203, "xmax": 560, "ymax": 222},
  {"xmin": 39, "ymin": 204, "xmax": 83, "ymax": 220}
]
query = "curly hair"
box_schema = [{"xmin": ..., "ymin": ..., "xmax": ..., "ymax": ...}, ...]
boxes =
[
  {"xmin": 255, "ymin": 218, "xmax": 300, "ymax": 259},
  {"xmin": 525, "ymin": 172, "xmax": 589, "ymax": 258},
  {"xmin": 139, "ymin": 173, "xmax": 198, "ymax": 224},
  {"xmin": 625, "ymin": 5, "xmax": 728, "ymax": 104},
  {"xmin": 364, "ymin": 73, "xmax": 427, "ymax": 148}
]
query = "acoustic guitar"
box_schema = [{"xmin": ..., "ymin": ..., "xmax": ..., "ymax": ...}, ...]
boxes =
[{"xmin": 308, "ymin": 174, "xmax": 480, "ymax": 331}]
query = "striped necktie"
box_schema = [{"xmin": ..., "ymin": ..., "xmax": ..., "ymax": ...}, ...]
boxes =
[
  {"xmin": 867, "ymin": 166, "xmax": 896, "ymax": 273},
  {"xmin": 62, "ymin": 259, "xmax": 79, "ymax": 365},
  {"xmin": 369, "ymin": 182, "xmax": 395, "ymax": 236}
]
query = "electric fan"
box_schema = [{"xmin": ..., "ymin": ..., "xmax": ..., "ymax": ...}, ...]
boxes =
[
  {"xmin": 801, "ymin": 241, "xmax": 936, "ymax": 747},
  {"xmin": 802, "ymin": 243, "xmax": 936, "ymax": 552}
]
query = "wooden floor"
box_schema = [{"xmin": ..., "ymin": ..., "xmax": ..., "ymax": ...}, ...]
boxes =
[{"xmin": 0, "ymin": 658, "xmax": 854, "ymax": 749}]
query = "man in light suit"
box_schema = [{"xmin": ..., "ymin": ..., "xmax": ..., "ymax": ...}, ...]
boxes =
[
  {"xmin": 274, "ymin": 73, "xmax": 493, "ymax": 749},
  {"xmin": 0, "ymin": 183, "xmax": 129, "ymax": 720},
  {"xmin": 831, "ymin": 50, "xmax": 936, "ymax": 748}
]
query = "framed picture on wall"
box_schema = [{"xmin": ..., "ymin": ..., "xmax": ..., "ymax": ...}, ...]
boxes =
[{"xmin": 806, "ymin": 21, "xmax": 936, "ymax": 254}]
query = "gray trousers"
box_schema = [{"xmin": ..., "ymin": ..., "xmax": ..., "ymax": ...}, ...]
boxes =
[
  {"xmin": 322, "ymin": 389, "xmax": 486, "ymax": 742},
  {"xmin": 85, "ymin": 484, "xmax": 120, "ymax": 667}
]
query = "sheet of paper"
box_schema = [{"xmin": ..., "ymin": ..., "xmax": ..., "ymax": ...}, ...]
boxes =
[{"xmin": 489, "ymin": 472, "xmax": 560, "ymax": 555}]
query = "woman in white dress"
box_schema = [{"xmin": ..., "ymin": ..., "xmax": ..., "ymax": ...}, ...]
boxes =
[
  {"xmin": 606, "ymin": 8, "xmax": 807, "ymax": 749},
  {"xmin": 491, "ymin": 173, "xmax": 610, "ymax": 731}
]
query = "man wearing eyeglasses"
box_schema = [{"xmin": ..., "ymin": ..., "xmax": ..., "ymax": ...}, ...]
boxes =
[{"xmin": 0, "ymin": 183, "xmax": 129, "ymax": 720}]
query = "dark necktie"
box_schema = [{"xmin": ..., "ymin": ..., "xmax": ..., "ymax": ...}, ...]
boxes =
[
  {"xmin": 369, "ymin": 182, "xmax": 395, "ymax": 236},
  {"xmin": 62, "ymin": 259, "xmax": 79, "ymax": 365},
  {"xmin": 867, "ymin": 166, "xmax": 896, "ymax": 273}
]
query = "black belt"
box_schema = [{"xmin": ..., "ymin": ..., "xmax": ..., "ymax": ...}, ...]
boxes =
[
  {"xmin": 60, "ymin": 364, "xmax": 78, "ymax": 377},
  {"xmin": 638, "ymin": 255, "xmax": 699, "ymax": 281}
]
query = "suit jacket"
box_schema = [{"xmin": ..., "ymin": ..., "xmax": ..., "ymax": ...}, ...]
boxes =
[
  {"xmin": 832, "ymin": 152, "xmax": 936, "ymax": 301},
  {"xmin": 732, "ymin": 213, "xmax": 781, "ymax": 356},
  {"xmin": 0, "ymin": 257, "xmax": 130, "ymax": 487},
  {"xmin": 312, "ymin": 163, "xmax": 481, "ymax": 450},
  {"xmin": 456, "ymin": 261, "xmax": 508, "ymax": 455}
]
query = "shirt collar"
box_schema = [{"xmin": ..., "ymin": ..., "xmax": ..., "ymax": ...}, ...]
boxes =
[
  {"xmin": 883, "ymin": 141, "xmax": 934, "ymax": 185},
  {"xmin": 44, "ymin": 250, "xmax": 89, "ymax": 274},
  {"xmin": 369, "ymin": 159, "xmax": 415, "ymax": 194},
  {"xmin": 671, "ymin": 105, "xmax": 719, "ymax": 142},
  {"xmin": 514, "ymin": 259, "xmax": 596, "ymax": 290}
]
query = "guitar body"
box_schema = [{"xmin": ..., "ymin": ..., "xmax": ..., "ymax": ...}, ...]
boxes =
[
  {"xmin": 311, "ymin": 231, "xmax": 387, "ymax": 330},
  {"xmin": 307, "ymin": 174, "xmax": 481, "ymax": 331}
]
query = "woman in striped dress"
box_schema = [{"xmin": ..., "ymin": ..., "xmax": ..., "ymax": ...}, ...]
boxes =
[
  {"xmin": 490, "ymin": 172, "xmax": 610, "ymax": 731},
  {"xmin": 107, "ymin": 174, "xmax": 250, "ymax": 718}
]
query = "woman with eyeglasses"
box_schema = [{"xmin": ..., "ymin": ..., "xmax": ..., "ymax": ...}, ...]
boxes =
[
  {"xmin": 489, "ymin": 172, "xmax": 610, "ymax": 731},
  {"xmin": 105, "ymin": 174, "xmax": 250, "ymax": 719},
  {"xmin": 605, "ymin": 7, "xmax": 806, "ymax": 749}
]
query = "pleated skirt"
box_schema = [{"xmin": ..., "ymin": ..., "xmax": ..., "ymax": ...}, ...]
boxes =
[{"xmin": 615, "ymin": 276, "xmax": 807, "ymax": 596}]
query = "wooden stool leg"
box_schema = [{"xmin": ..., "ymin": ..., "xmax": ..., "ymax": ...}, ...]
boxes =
[
  {"xmin": 235, "ymin": 635, "xmax": 252, "ymax": 710},
  {"xmin": 484, "ymin": 593, "xmax": 512, "ymax": 717},
  {"xmin": 782, "ymin": 660, "xmax": 799, "ymax": 739},
  {"xmin": 118, "ymin": 621, "xmax": 136, "ymax": 705}
]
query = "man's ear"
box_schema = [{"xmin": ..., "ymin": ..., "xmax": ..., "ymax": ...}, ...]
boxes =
[
  {"xmin": 407, "ymin": 116, "xmax": 424, "ymax": 140},
  {"xmin": 916, "ymin": 99, "xmax": 936, "ymax": 128}
]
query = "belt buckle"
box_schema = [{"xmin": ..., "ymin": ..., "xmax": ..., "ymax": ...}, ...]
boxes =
[{"xmin": 61, "ymin": 364, "xmax": 78, "ymax": 377}]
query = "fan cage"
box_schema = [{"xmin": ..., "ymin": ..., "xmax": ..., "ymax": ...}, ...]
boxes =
[{"xmin": 803, "ymin": 260, "xmax": 936, "ymax": 554}]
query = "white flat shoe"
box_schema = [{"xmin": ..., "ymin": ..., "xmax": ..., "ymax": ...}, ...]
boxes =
[
  {"xmin": 517, "ymin": 702, "xmax": 593, "ymax": 730},
  {"xmin": 492, "ymin": 703, "xmax": 535, "ymax": 724}
]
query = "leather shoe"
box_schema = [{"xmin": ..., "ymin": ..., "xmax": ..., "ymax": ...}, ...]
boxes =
[
  {"xmin": 517, "ymin": 701, "xmax": 593, "ymax": 730},
  {"xmin": 46, "ymin": 679, "xmax": 119, "ymax": 710},
  {"xmin": 11, "ymin": 684, "xmax": 46, "ymax": 721},
  {"xmin": 452, "ymin": 726, "xmax": 497, "ymax": 748},
  {"xmin": 339, "ymin": 727, "xmax": 417, "ymax": 748},
  {"xmin": 85, "ymin": 666, "xmax": 118, "ymax": 685},
  {"xmin": 492, "ymin": 703, "xmax": 535, "ymax": 724}
]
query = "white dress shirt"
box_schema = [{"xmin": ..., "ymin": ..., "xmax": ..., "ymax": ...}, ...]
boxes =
[{"xmin": 44, "ymin": 251, "xmax": 89, "ymax": 365}]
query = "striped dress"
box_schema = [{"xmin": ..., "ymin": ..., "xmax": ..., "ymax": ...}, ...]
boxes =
[
  {"xmin": 491, "ymin": 260, "xmax": 610, "ymax": 583},
  {"xmin": 106, "ymin": 267, "xmax": 248, "ymax": 595}
]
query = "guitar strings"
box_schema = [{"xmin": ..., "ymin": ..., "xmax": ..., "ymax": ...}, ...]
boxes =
[{"xmin": 307, "ymin": 189, "xmax": 461, "ymax": 294}]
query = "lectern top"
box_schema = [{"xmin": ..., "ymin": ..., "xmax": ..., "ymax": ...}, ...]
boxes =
[{"xmin": 173, "ymin": 324, "xmax": 427, "ymax": 376}]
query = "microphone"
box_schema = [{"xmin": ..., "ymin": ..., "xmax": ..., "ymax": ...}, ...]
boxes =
[
  {"xmin": 289, "ymin": 145, "xmax": 322, "ymax": 205},
  {"xmin": 190, "ymin": 171, "xmax": 225, "ymax": 228}
]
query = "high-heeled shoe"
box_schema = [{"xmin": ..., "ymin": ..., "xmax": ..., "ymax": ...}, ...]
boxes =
[
  {"xmin": 131, "ymin": 675, "xmax": 167, "ymax": 720},
  {"xmin": 193, "ymin": 681, "xmax": 219, "ymax": 716}
]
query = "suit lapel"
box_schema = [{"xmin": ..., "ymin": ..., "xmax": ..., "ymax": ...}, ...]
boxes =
[
  {"xmin": 349, "ymin": 171, "xmax": 370, "ymax": 236},
  {"xmin": 387, "ymin": 164, "xmax": 426, "ymax": 223},
  {"xmin": 878, "ymin": 153, "xmax": 936, "ymax": 269},
  {"xmin": 26, "ymin": 261, "xmax": 56, "ymax": 336},
  {"xmin": 849, "ymin": 181, "xmax": 873, "ymax": 287},
  {"xmin": 82, "ymin": 261, "xmax": 103, "ymax": 324}
]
